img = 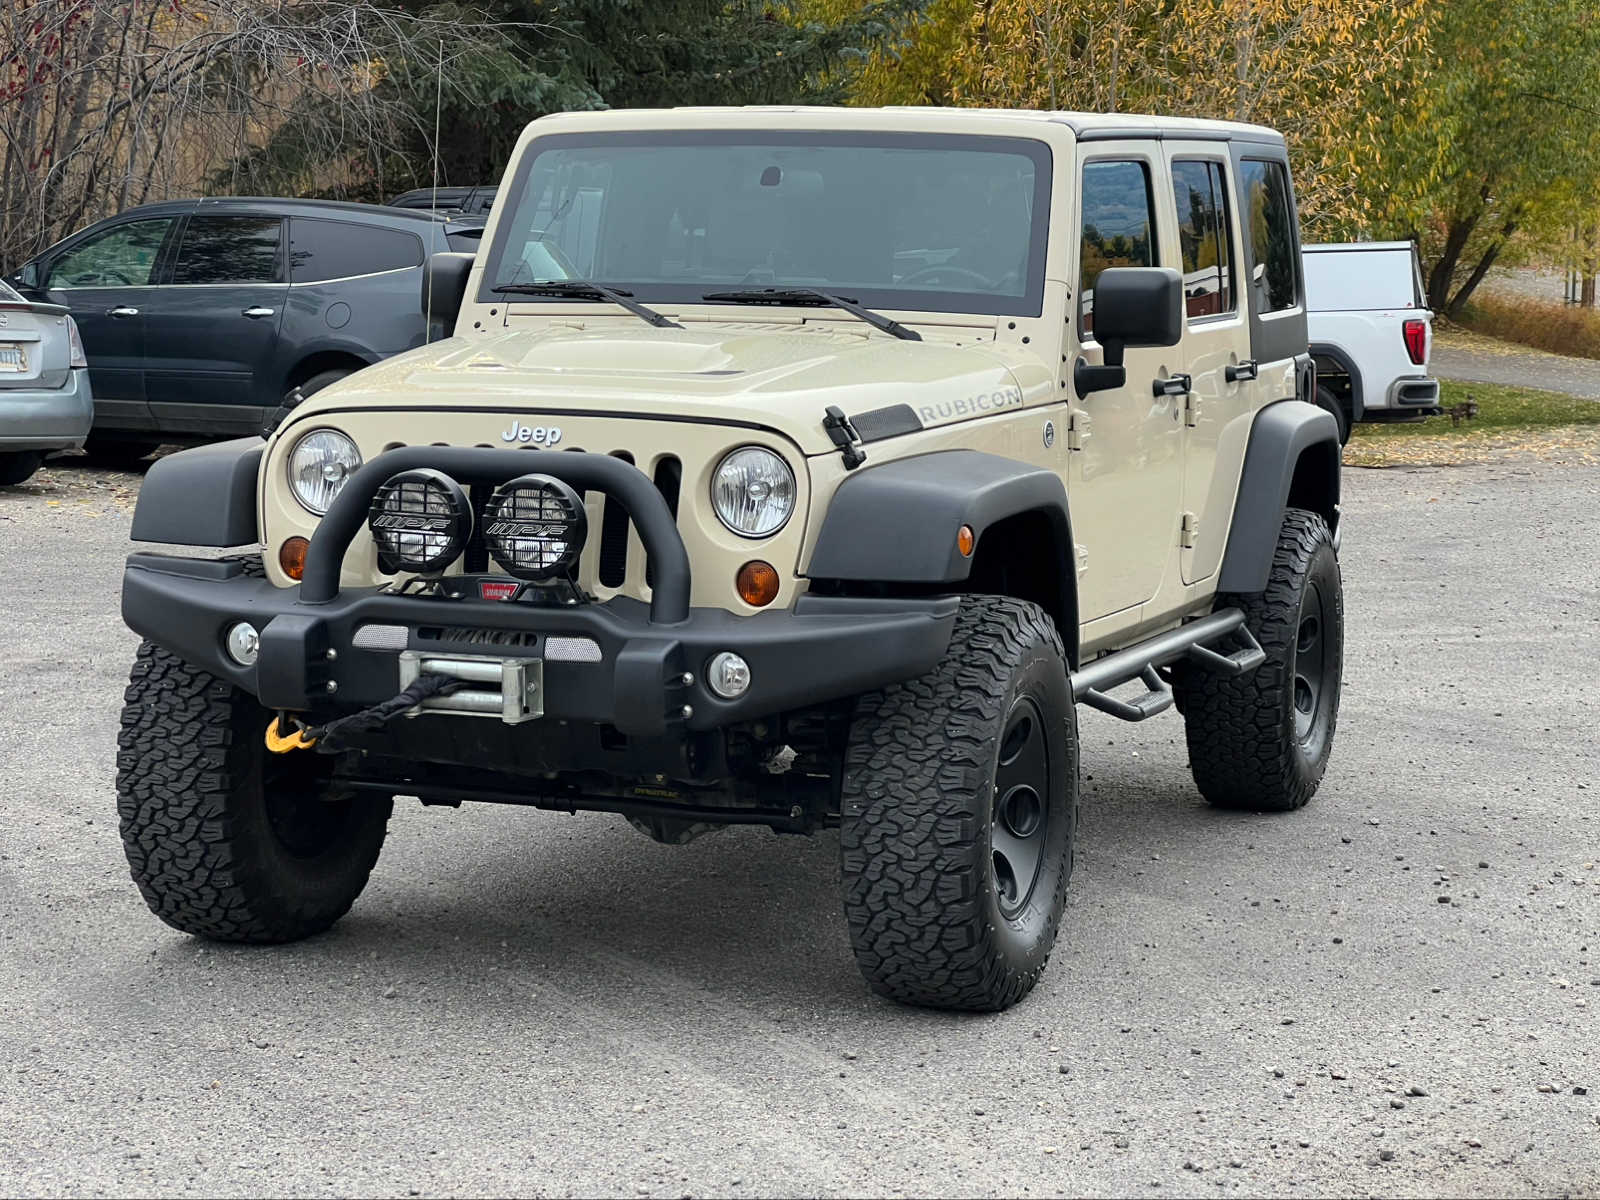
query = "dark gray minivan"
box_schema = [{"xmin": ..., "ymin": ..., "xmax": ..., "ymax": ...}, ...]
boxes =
[{"xmin": 7, "ymin": 198, "xmax": 481, "ymax": 463}]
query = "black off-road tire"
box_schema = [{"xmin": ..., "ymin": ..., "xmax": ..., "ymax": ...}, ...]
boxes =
[
  {"xmin": 1174, "ymin": 508, "xmax": 1343, "ymax": 812},
  {"xmin": 116, "ymin": 638, "xmax": 391, "ymax": 943},
  {"xmin": 839, "ymin": 596, "xmax": 1078, "ymax": 1012},
  {"xmin": 0, "ymin": 450, "xmax": 42, "ymax": 485},
  {"xmin": 1315, "ymin": 384, "xmax": 1351, "ymax": 445}
]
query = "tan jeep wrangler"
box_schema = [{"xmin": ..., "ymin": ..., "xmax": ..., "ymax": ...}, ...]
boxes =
[{"xmin": 118, "ymin": 107, "xmax": 1342, "ymax": 1011}]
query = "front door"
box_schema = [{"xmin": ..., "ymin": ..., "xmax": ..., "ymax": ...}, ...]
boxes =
[
  {"xmin": 42, "ymin": 216, "xmax": 179, "ymax": 433},
  {"xmin": 1067, "ymin": 152, "xmax": 1185, "ymax": 623},
  {"xmin": 143, "ymin": 213, "xmax": 288, "ymax": 436},
  {"xmin": 1162, "ymin": 145, "xmax": 1255, "ymax": 585}
]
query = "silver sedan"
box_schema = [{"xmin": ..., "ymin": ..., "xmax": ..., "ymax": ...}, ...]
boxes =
[{"xmin": 0, "ymin": 278, "xmax": 93, "ymax": 485}]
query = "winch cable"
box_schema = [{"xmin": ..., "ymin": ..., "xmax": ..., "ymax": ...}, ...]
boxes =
[{"xmin": 266, "ymin": 673, "xmax": 466, "ymax": 754}]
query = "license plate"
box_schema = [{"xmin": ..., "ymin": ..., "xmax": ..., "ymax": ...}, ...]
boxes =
[{"xmin": 0, "ymin": 344, "xmax": 24, "ymax": 372}]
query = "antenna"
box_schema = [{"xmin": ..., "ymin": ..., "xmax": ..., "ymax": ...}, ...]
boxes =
[{"xmin": 425, "ymin": 37, "xmax": 443, "ymax": 339}]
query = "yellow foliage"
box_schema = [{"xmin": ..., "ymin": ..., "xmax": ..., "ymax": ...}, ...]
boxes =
[{"xmin": 821, "ymin": 0, "xmax": 1432, "ymax": 237}]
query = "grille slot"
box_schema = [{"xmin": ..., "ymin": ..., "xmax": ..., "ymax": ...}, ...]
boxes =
[
  {"xmin": 647, "ymin": 456, "xmax": 682, "ymax": 588},
  {"xmin": 597, "ymin": 451, "xmax": 634, "ymax": 587}
]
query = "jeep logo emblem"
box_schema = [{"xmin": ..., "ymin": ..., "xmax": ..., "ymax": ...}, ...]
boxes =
[{"xmin": 500, "ymin": 420, "xmax": 563, "ymax": 446}]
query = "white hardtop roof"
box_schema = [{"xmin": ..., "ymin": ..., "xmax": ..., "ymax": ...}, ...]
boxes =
[
  {"xmin": 1304, "ymin": 241, "xmax": 1416, "ymax": 253},
  {"xmin": 533, "ymin": 106, "xmax": 1285, "ymax": 145}
]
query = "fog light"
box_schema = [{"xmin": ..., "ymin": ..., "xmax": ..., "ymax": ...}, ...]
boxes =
[
  {"xmin": 224, "ymin": 621, "xmax": 259, "ymax": 667},
  {"xmin": 707, "ymin": 651, "xmax": 751, "ymax": 699}
]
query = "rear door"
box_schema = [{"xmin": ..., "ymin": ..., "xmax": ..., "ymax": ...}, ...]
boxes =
[
  {"xmin": 1162, "ymin": 146, "xmax": 1253, "ymax": 585},
  {"xmin": 40, "ymin": 216, "xmax": 180, "ymax": 433},
  {"xmin": 143, "ymin": 212, "xmax": 287, "ymax": 436},
  {"xmin": 1230, "ymin": 150, "xmax": 1307, "ymax": 393}
]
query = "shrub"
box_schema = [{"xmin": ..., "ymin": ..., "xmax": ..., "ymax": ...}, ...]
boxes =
[{"xmin": 1457, "ymin": 291, "xmax": 1600, "ymax": 361}]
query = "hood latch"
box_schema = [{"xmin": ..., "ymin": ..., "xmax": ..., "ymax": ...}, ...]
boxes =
[{"xmin": 822, "ymin": 405, "xmax": 866, "ymax": 471}]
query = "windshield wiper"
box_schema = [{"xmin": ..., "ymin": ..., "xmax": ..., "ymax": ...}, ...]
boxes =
[
  {"xmin": 700, "ymin": 287, "xmax": 921, "ymax": 342},
  {"xmin": 491, "ymin": 281, "xmax": 681, "ymax": 329}
]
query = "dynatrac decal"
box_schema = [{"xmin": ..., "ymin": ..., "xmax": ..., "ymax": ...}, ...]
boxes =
[
  {"xmin": 918, "ymin": 385, "xmax": 1025, "ymax": 426},
  {"xmin": 501, "ymin": 420, "xmax": 563, "ymax": 445}
]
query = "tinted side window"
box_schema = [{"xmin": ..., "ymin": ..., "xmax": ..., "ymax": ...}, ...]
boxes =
[
  {"xmin": 48, "ymin": 219, "xmax": 173, "ymax": 288},
  {"xmin": 1171, "ymin": 160, "xmax": 1234, "ymax": 319},
  {"xmin": 1239, "ymin": 159, "xmax": 1297, "ymax": 313},
  {"xmin": 289, "ymin": 219, "xmax": 424, "ymax": 283},
  {"xmin": 172, "ymin": 216, "xmax": 283, "ymax": 284},
  {"xmin": 1079, "ymin": 160, "xmax": 1156, "ymax": 332}
]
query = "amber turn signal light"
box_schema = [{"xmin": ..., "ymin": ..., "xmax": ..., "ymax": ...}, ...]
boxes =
[
  {"xmin": 279, "ymin": 536, "xmax": 310, "ymax": 581},
  {"xmin": 736, "ymin": 560, "xmax": 780, "ymax": 607},
  {"xmin": 957, "ymin": 524, "xmax": 975, "ymax": 557}
]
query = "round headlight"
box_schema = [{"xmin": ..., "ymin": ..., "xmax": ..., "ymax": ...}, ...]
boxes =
[
  {"xmin": 368, "ymin": 468, "xmax": 473, "ymax": 574},
  {"xmin": 711, "ymin": 447, "xmax": 795, "ymax": 538},
  {"xmin": 481, "ymin": 473, "xmax": 588, "ymax": 581},
  {"xmin": 287, "ymin": 429, "xmax": 362, "ymax": 515}
]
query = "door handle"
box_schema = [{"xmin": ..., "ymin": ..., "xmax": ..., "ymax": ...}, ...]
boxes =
[
  {"xmin": 106, "ymin": 305, "xmax": 139, "ymax": 318},
  {"xmin": 1225, "ymin": 360, "xmax": 1258, "ymax": 383},
  {"xmin": 1152, "ymin": 373, "xmax": 1191, "ymax": 398},
  {"xmin": 241, "ymin": 306, "xmax": 276, "ymax": 319}
]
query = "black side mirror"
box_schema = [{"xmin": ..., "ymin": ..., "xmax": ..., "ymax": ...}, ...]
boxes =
[
  {"xmin": 1074, "ymin": 266, "xmax": 1184, "ymax": 398},
  {"xmin": 421, "ymin": 251, "xmax": 475, "ymax": 332}
]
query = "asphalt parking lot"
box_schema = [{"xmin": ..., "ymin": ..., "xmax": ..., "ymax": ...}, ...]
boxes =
[{"xmin": 2, "ymin": 453, "xmax": 1597, "ymax": 1198}]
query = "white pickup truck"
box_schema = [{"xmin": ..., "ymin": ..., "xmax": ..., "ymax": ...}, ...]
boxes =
[{"xmin": 1304, "ymin": 241, "xmax": 1441, "ymax": 442}]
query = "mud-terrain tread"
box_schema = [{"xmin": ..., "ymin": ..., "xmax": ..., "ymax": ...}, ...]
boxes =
[
  {"xmin": 839, "ymin": 596, "xmax": 1076, "ymax": 1012},
  {"xmin": 116, "ymin": 634, "xmax": 389, "ymax": 942},
  {"xmin": 1175, "ymin": 508, "xmax": 1341, "ymax": 812}
]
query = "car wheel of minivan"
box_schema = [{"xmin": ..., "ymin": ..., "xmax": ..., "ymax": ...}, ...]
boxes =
[
  {"xmin": 0, "ymin": 451, "xmax": 43, "ymax": 486},
  {"xmin": 83, "ymin": 435, "xmax": 160, "ymax": 468}
]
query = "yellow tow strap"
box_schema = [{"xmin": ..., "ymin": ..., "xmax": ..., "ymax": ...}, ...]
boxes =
[{"xmin": 265, "ymin": 715, "xmax": 318, "ymax": 754}]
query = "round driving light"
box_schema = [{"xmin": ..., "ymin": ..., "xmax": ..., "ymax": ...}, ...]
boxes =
[
  {"xmin": 711, "ymin": 446, "xmax": 795, "ymax": 537},
  {"xmin": 706, "ymin": 651, "xmax": 751, "ymax": 699},
  {"xmin": 735, "ymin": 560, "xmax": 780, "ymax": 607},
  {"xmin": 368, "ymin": 468, "xmax": 473, "ymax": 574},
  {"xmin": 481, "ymin": 473, "xmax": 588, "ymax": 581},
  {"xmin": 286, "ymin": 428, "xmax": 362, "ymax": 515},
  {"xmin": 224, "ymin": 621, "xmax": 259, "ymax": 667},
  {"xmin": 279, "ymin": 536, "xmax": 309, "ymax": 581}
]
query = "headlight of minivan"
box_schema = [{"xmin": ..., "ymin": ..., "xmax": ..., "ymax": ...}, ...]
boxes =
[
  {"xmin": 287, "ymin": 429, "xmax": 362, "ymax": 515},
  {"xmin": 711, "ymin": 447, "xmax": 795, "ymax": 538}
]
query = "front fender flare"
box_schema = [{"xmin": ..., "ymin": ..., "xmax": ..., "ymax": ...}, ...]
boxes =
[{"xmin": 129, "ymin": 438, "xmax": 261, "ymax": 547}]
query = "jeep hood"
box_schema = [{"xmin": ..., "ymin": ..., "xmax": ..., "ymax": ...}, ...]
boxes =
[{"xmin": 297, "ymin": 322, "xmax": 1052, "ymax": 456}]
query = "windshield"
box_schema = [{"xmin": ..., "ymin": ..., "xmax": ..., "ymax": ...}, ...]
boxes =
[{"xmin": 481, "ymin": 131, "xmax": 1052, "ymax": 317}]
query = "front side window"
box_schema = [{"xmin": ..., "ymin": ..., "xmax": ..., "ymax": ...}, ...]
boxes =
[
  {"xmin": 483, "ymin": 132, "xmax": 1052, "ymax": 317},
  {"xmin": 289, "ymin": 219, "xmax": 424, "ymax": 284},
  {"xmin": 1079, "ymin": 160, "xmax": 1157, "ymax": 333},
  {"xmin": 172, "ymin": 216, "xmax": 283, "ymax": 285},
  {"xmin": 1171, "ymin": 160, "xmax": 1235, "ymax": 319},
  {"xmin": 1239, "ymin": 159, "xmax": 1298, "ymax": 313},
  {"xmin": 48, "ymin": 219, "xmax": 173, "ymax": 289}
]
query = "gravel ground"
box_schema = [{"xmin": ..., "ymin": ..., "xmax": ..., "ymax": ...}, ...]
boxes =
[
  {"xmin": 2, "ymin": 453, "xmax": 1598, "ymax": 1199},
  {"xmin": 1433, "ymin": 329, "xmax": 1600, "ymax": 400}
]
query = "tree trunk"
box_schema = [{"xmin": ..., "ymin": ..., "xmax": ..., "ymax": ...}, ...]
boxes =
[{"xmin": 1446, "ymin": 217, "xmax": 1520, "ymax": 319}]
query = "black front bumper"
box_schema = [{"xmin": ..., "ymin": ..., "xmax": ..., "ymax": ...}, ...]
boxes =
[{"xmin": 122, "ymin": 553, "xmax": 957, "ymax": 736}]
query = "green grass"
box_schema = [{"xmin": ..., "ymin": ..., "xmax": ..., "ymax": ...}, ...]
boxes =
[{"xmin": 1349, "ymin": 379, "xmax": 1600, "ymax": 441}]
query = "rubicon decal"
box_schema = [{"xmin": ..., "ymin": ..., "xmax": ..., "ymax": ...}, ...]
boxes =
[
  {"xmin": 501, "ymin": 420, "xmax": 563, "ymax": 446},
  {"xmin": 918, "ymin": 386, "xmax": 1025, "ymax": 425}
]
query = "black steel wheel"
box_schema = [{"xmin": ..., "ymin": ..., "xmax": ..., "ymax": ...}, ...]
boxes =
[
  {"xmin": 1174, "ymin": 508, "xmax": 1343, "ymax": 812},
  {"xmin": 840, "ymin": 596, "xmax": 1078, "ymax": 1012},
  {"xmin": 117, "ymin": 635, "xmax": 392, "ymax": 942}
]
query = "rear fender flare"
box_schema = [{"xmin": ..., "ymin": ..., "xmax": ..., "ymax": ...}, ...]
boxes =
[{"xmin": 1217, "ymin": 400, "xmax": 1340, "ymax": 594}]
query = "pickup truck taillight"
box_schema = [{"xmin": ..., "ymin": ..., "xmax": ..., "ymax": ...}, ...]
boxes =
[{"xmin": 1402, "ymin": 318, "xmax": 1427, "ymax": 366}]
